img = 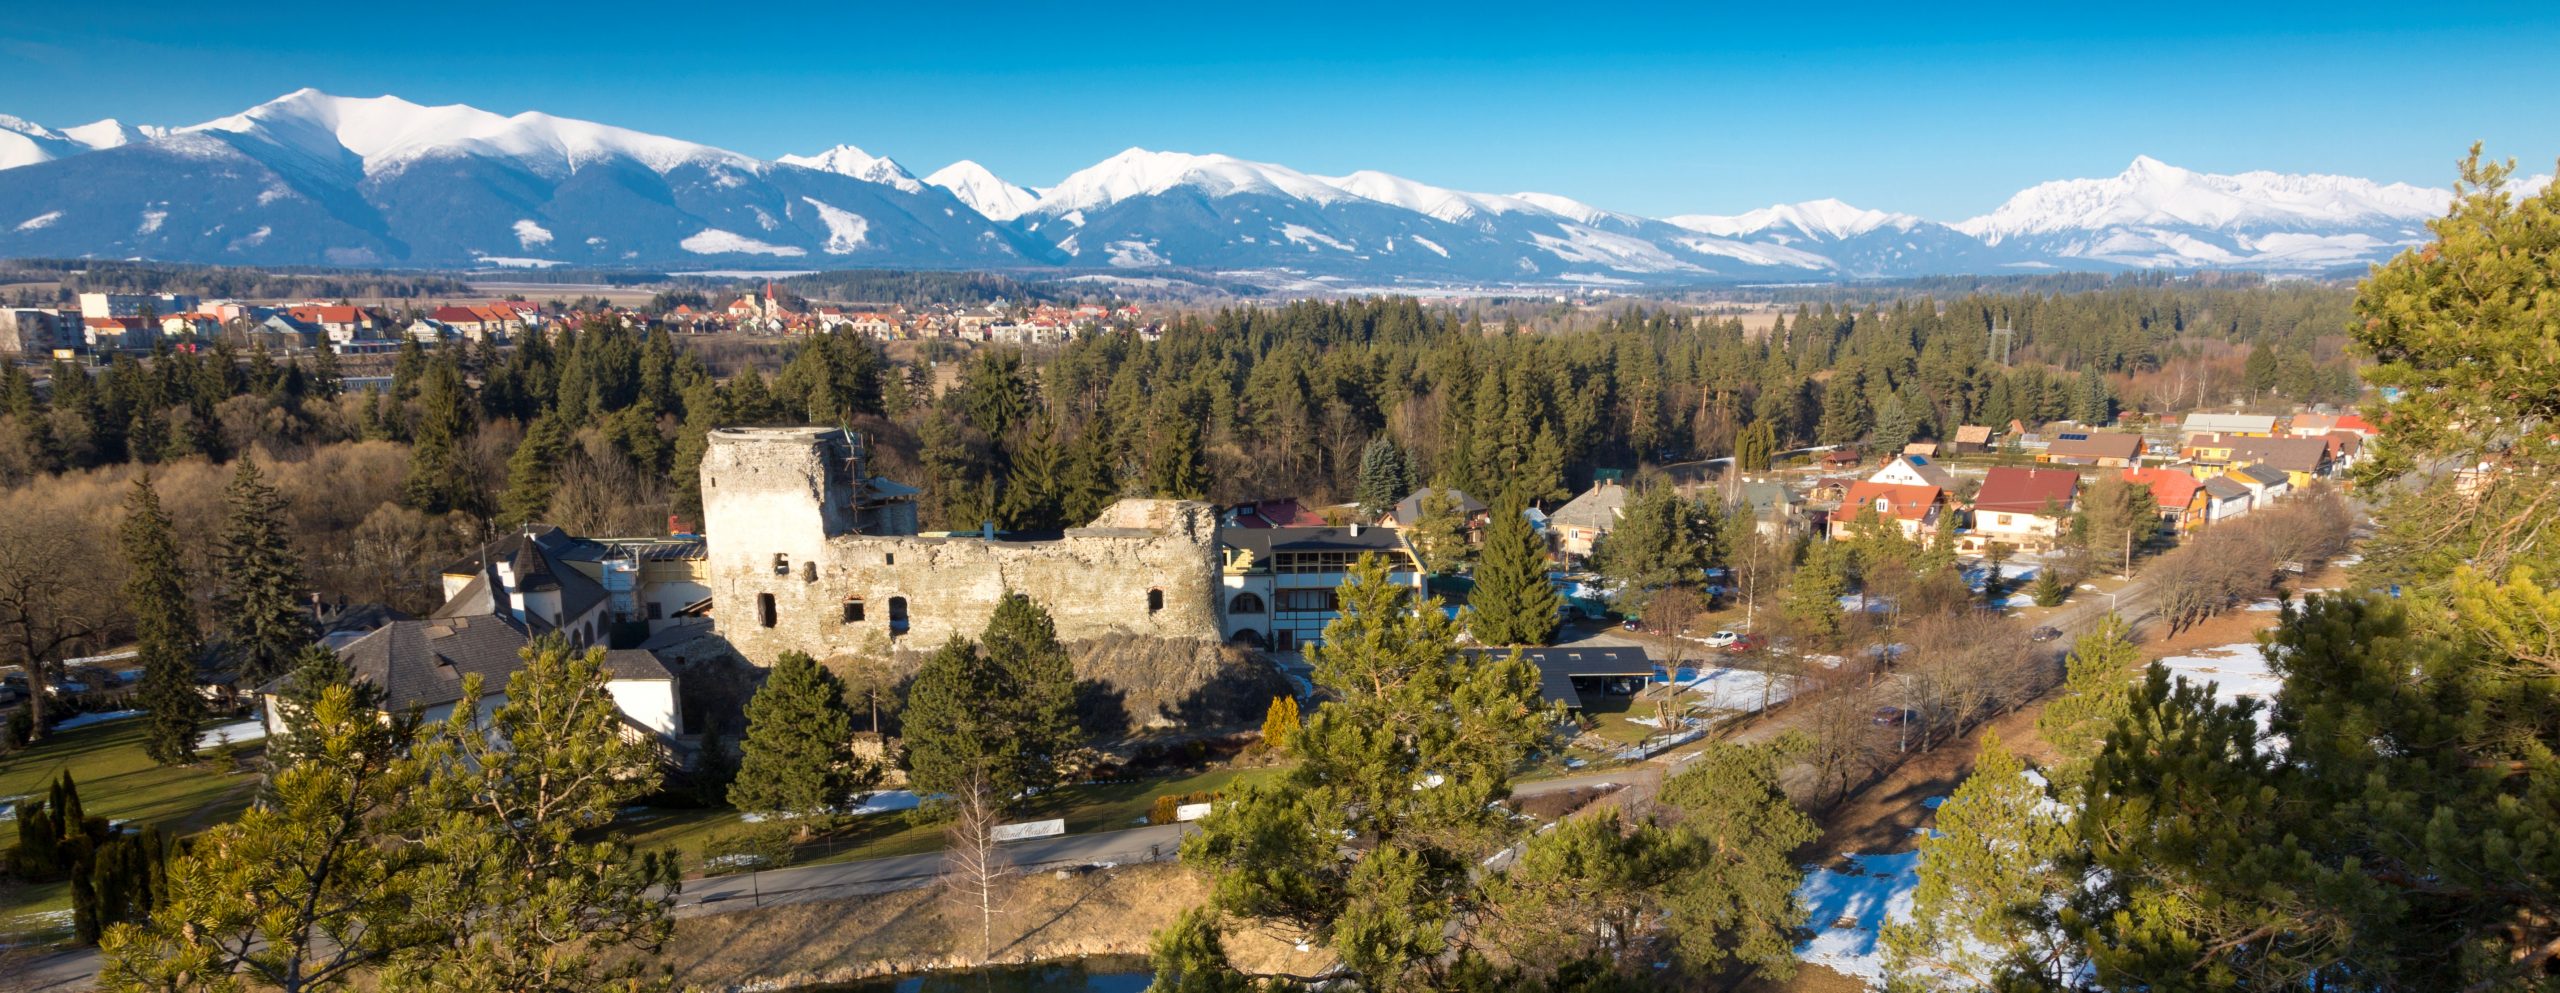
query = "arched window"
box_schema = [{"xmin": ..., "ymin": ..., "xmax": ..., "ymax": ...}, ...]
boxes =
[
  {"xmin": 1228, "ymin": 592, "xmax": 1266, "ymax": 614},
  {"xmin": 1147, "ymin": 588, "xmax": 1165, "ymax": 613},
  {"xmin": 888, "ymin": 596, "xmax": 909, "ymax": 635}
]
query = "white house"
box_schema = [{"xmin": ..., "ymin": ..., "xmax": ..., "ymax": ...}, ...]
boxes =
[
  {"xmin": 2200, "ymin": 475, "xmax": 2255, "ymax": 523},
  {"xmin": 1868, "ymin": 454, "xmax": 1959, "ymax": 491},
  {"xmin": 1217, "ymin": 525, "xmax": 1424, "ymax": 652}
]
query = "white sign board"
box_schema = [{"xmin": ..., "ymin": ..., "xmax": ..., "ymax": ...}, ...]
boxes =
[
  {"xmin": 1175, "ymin": 802, "xmax": 1215, "ymax": 822},
  {"xmin": 990, "ymin": 818, "xmax": 1066, "ymax": 842}
]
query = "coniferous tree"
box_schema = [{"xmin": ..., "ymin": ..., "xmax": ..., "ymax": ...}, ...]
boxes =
[
  {"xmin": 2035, "ymin": 613, "xmax": 2139, "ymax": 790},
  {"xmin": 1355, "ymin": 437, "xmax": 1407, "ymax": 519},
  {"xmin": 728, "ymin": 650, "xmax": 867, "ymax": 819},
  {"xmin": 214, "ymin": 457, "xmax": 312, "ymax": 689},
  {"xmin": 1815, "ymin": 371, "xmax": 1869, "ymax": 447},
  {"xmin": 495, "ymin": 409, "xmax": 567, "ymax": 530},
  {"xmin": 1466, "ymin": 492, "xmax": 1560, "ymax": 646},
  {"xmin": 123, "ymin": 476, "xmax": 202, "ymax": 765},
  {"xmin": 1883, "ymin": 732, "xmax": 2077, "ymax": 991},
  {"xmin": 1781, "ymin": 544, "xmax": 1847, "ymax": 642},
  {"xmin": 901, "ymin": 635, "xmax": 1021, "ymax": 801},
  {"xmin": 979, "ymin": 591, "xmax": 1080, "ymax": 791},
  {"xmin": 1148, "ymin": 415, "xmax": 1207, "ymax": 501},
  {"xmin": 402, "ymin": 357, "xmax": 477, "ymax": 516},
  {"xmin": 1258, "ymin": 695, "xmax": 1300, "ymax": 753}
]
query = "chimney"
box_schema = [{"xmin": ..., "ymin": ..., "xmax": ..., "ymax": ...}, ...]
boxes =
[{"xmin": 1349, "ymin": 521, "xmax": 1362, "ymax": 536}]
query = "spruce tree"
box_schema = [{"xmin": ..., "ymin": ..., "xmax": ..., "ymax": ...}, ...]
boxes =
[
  {"xmin": 979, "ymin": 591, "xmax": 1080, "ymax": 791},
  {"xmin": 1355, "ymin": 437, "xmax": 1406, "ymax": 519},
  {"xmin": 2035, "ymin": 613, "xmax": 2139, "ymax": 789},
  {"xmin": 123, "ymin": 476, "xmax": 202, "ymax": 765},
  {"xmin": 402, "ymin": 358, "xmax": 477, "ymax": 515},
  {"xmin": 901, "ymin": 635, "xmax": 1021, "ymax": 801},
  {"xmin": 214, "ymin": 457, "xmax": 312, "ymax": 689},
  {"xmin": 1466, "ymin": 492, "xmax": 1560, "ymax": 646},
  {"xmin": 1815, "ymin": 370, "xmax": 1869, "ymax": 447},
  {"xmin": 495, "ymin": 409, "xmax": 567, "ymax": 530},
  {"xmin": 1148, "ymin": 415, "xmax": 1207, "ymax": 501},
  {"xmin": 728, "ymin": 650, "xmax": 866, "ymax": 818},
  {"xmin": 1781, "ymin": 544, "xmax": 1847, "ymax": 641}
]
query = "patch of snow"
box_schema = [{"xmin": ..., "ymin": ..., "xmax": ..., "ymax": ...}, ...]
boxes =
[
  {"xmin": 512, "ymin": 218, "xmax": 552, "ymax": 247},
  {"xmin": 1407, "ymin": 234, "xmax": 1448, "ymax": 257},
  {"xmin": 799, "ymin": 197, "xmax": 869, "ymax": 253},
  {"xmin": 1030, "ymin": 147, "xmax": 1356, "ymax": 217},
  {"xmin": 1794, "ymin": 850, "xmax": 1921, "ymax": 983},
  {"xmin": 196, "ymin": 719, "xmax": 267, "ymax": 751},
  {"xmin": 1667, "ymin": 198, "xmax": 1922, "ymax": 240},
  {"xmin": 1104, "ymin": 239, "xmax": 1167, "ymax": 268},
  {"xmin": 680, "ymin": 228, "xmax": 806, "ymax": 257},
  {"xmin": 16, "ymin": 210, "xmax": 62, "ymax": 231},
  {"xmin": 1277, "ymin": 223, "xmax": 1354, "ymax": 252},
  {"xmin": 137, "ymin": 210, "xmax": 167, "ymax": 235},
  {"xmin": 2155, "ymin": 642, "xmax": 2284, "ymax": 739},
  {"xmin": 469, "ymin": 254, "xmax": 566, "ymax": 268},
  {"xmin": 55, "ymin": 709, "xmax": 143, "ymax": 731}
]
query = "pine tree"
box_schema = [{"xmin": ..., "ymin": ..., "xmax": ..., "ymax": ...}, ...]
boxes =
[
  {"xmin": 495, "ymin": 409, "xmax": 567, "ymax": 530},
  {"xmin": 728, "ymin": 650, "xmax": 867, "ymax": 818},
  {"xmin": 123, "ymin": 476, "xmax": 202, "ymax": 765},
  {"xmin": 2035, "ymin": 613, "xmax": 2139, "ymax": 790},
  {"xmin": 214, "ymin": 457, "xmax": 312, "ymax": 690},
  {"xmin": 1466, "ymin": 492, "xmax": 1561, "ymax": 646},
  {"xmin": 980, "ymin": 591, "xmax": 1081, "ymax": 791},
  {"xmin": 1735, "ymin": 420, "xmax": 1778, "ymax": 473},
  {"xmin": 1883, "ymin": 732, "xmax": 2077, "ymax": 991}
]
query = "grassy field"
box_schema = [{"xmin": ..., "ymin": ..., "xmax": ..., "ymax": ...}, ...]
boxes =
[
  {"xmin": 0, "ymin": 715, "xmax": 264, "ymax": 941},
  {"xmin": 620, "ymin": 766, "xmax": 1280, "ymax": 876}
]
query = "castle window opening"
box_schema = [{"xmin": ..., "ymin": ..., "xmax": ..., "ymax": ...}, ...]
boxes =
[
  {"xmin": 772, "ymin": 553, "xmax": 790, "ymax": 576},
  {"xmin": 757, "ymin": 593, "xmax": 777, "ymax": 628},
  {"xmin": 1229, "ymin": 592, "xmax": 1265, "ymax": 614},
  {"xmin": 1148, "ymin": 588, "xmax": 1164, "ymax": 613},
  {"xmin": 885, "ymin": 552, "xmax": 895, "ymax": 565},
  {"xmin": 803, "ymin": 561, "xmax": 818, "ymax": 582},
  {"xmin": 843, "ymin": 598, "xmax": 865, "ymax": 624},
  {"xmin": 888, "ymin": 596, "xmax": 909, "ymax": 635}
]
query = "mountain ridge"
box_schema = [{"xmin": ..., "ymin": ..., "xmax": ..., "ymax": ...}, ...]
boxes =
[{"xmin": 0, "ymin": 89, "xmax": 2528, "ymax": 282}]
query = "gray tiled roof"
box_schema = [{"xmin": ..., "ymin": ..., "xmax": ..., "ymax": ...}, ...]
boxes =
[{"xmin": 331, "ymin": 612, "xmax": 670, "ymax": 712}]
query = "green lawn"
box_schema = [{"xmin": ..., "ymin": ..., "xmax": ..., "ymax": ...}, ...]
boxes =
[
  {"xmin": 620, "ymin": 766, "xmax": 1279, "ymax": 876},
  {"xmin": 0, "ymin": 715, "xmax": 264, "ymax": 942}
]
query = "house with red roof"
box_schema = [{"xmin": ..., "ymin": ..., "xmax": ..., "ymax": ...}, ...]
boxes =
[
  {"xmin": 1829, "ymin": 481, "xmax": 1946, "ymax": 542},
  {"xmin": 2122, "ymin": 466, "xmax": 2206, "ymax": 533},
  {"xmin": 1967, "ymin": 466, "xmax": 2081, "ymax": 552},
  {"xmin": 287, "ymin": 304, "xmax": 382, "ymax": 344}
]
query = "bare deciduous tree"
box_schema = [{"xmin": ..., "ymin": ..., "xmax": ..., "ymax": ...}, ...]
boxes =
[
  {"xmin": 941, "ymin": 767, "xmax": 1013, "ymax": 966},
  {"xmin": 0, "ymin": 488, "xmax": 124, "ymax": 737}
]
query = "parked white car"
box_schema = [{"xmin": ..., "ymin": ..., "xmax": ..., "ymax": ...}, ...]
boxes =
[{"xmin": 1702, "ymin": 630, "xmax": 1742, "ymax": 648}]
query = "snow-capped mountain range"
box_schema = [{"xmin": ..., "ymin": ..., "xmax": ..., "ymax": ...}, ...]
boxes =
[{"xmin": 0, "ymin": 90, "xmax": 2528, "ymax": 284}]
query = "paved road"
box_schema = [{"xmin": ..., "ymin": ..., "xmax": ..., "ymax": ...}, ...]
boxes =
[{"xmin": 672, "ymin": 822, "xmax": 1190, "ymax": 916}]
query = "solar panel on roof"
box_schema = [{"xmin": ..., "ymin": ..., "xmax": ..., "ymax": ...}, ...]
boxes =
[
  {"xmin": 1907, "ymin": 455, "xmax": 1928, "ymax": 465},
  {"xmin": 2060, "ymin": 432, "xmax": 2089, "ymax": 441}
]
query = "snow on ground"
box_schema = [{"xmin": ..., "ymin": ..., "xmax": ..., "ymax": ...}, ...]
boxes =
[
  {"xmin": 798, "ymin": 197, "xmax": 869, "ymax": 253},
  {"xmin": 512, "ymin": 218, "xmax": 552, "ymax": 247},
  {"xmin": 53, "ymin": 709, "xmax": 141, "ymax": 731},
  {"xmin": 196, "ymin": 718, "xmax": 267, "ymax": 751},
  {"xmin": 1664, "ymin": 666, "xmax": 1801, "ymax": 714},
  {"xmin": 679, "ymin": 228, "xmax": 806, "ymax": 257},
  {"xmin": 1837, "ymin": 594, "xmax": 1896, "ymax": 614},
  {"xmin": 17, "ymin": 210, "xmax": 63, "ymax": 231},
  {"xmin": 1794, "ymin": 849, "xmax": 1920, "ymax": 983},
  {"xmin": 2155, "ymin": 642, "xmax": 2284, "ymax": 738}
]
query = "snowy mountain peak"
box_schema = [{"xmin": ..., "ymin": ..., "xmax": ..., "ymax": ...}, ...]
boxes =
[
  {"xmin": 182, "ymin": 89, "xmax": 762, "ymax": 178},
  {"xmin": 1956, "ymin": 156, "xmax": 2449, "ymax": 241},
  {"xmin": 1031, "ymin": 147, "xmax": 1354, "ymax": 216},
  {"xmin": 779, "ymin": 143, "xmax": 923, "ymax": 193},
  {"xmin": 1508, "ymin": 191, "xmax": 1636, "ymax": 227},
  {"xmin": 923, "ymin": 159, "xmax": 1039, "ymax": 221},
  {"xmin": 1666, "ymin": 198, "xmax": 1923, "ymax": 241},
  {"xmin": 1317, "ymin": 170, "xmax": 1537, "ymax": 223}
]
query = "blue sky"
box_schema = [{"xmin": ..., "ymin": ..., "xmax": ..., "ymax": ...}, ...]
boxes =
[{"xmin": 7, "ymin": 1, "xmax": 2558, "ymax": 218}]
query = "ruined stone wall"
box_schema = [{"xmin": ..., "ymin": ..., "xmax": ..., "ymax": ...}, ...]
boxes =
[{"xmin": 703, "ymin": 426, "xmax": 1224, "ymax": 666}]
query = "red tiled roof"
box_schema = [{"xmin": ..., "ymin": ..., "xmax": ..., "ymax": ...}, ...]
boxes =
[
  {"xmin": 1839, "ymin": 482, "xmax": 1942, "ymax": 523},
  {"xmin": 1974, "ymin": 467, "xmax": 2080, "ymax": 515},
  {"xmin": 2122, "ymin": 467, "xmax": 2201, "ymax": 511}
]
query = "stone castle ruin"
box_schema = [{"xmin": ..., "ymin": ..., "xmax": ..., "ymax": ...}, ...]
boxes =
[{"xmin": 700, "ymin": 426, "xmax": 1276, "ymax": 728}]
